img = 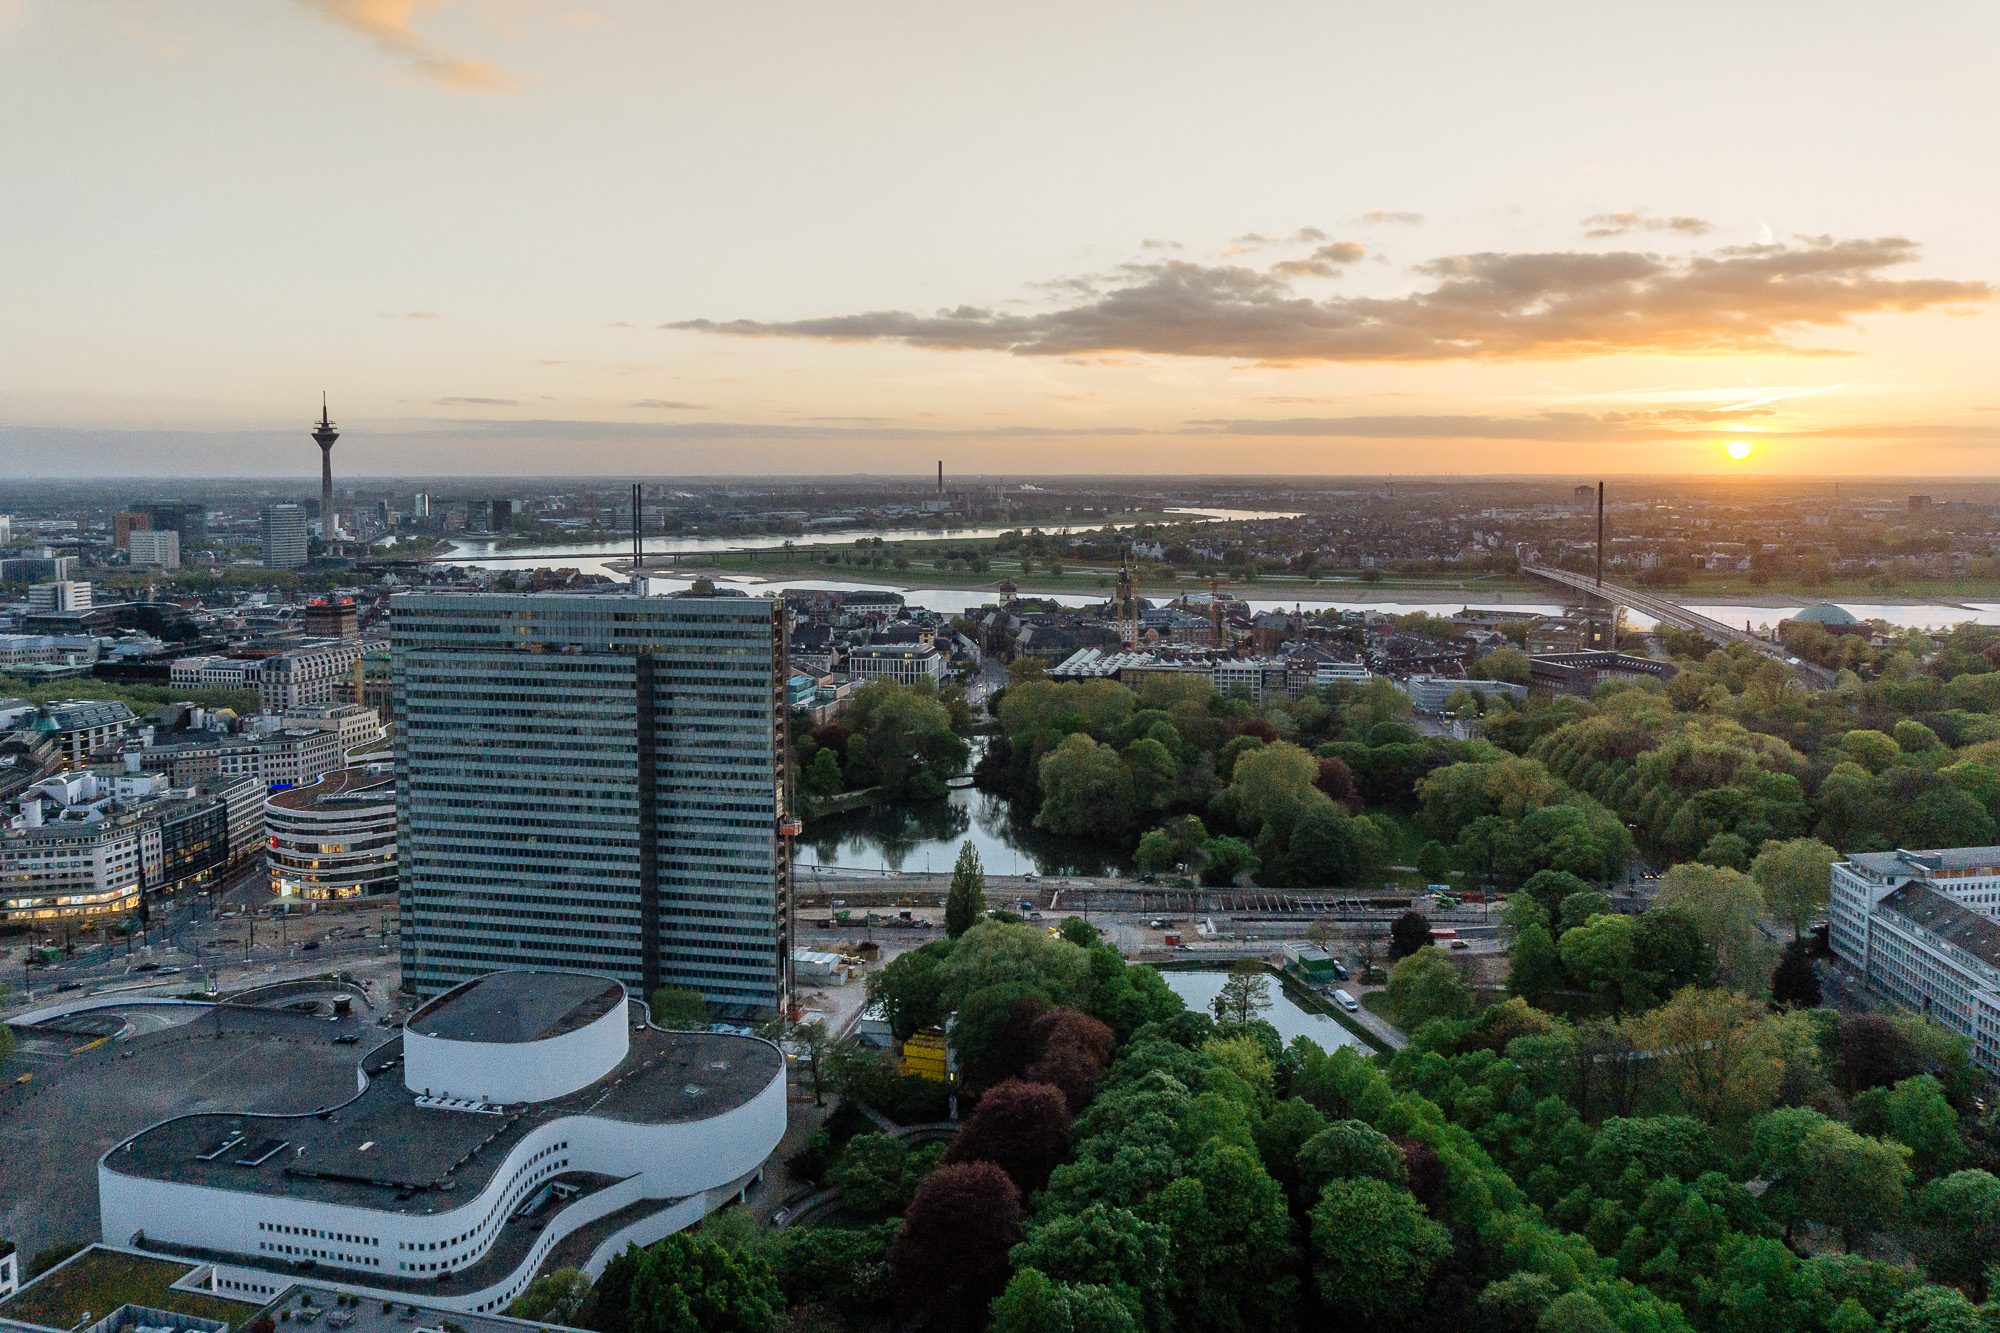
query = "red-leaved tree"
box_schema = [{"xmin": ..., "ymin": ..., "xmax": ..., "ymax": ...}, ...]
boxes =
[
  {"xmin": 944, "ymin": 1078, "xmax": 1073, "ymax": 1195},
  {"xmin": 1032, "ymin": 1007, "xmax": 1115, "ymax": 1067},
  {"xmin": 1316, "ymin": 756, "xmax": 1362, "ymax": 812},
  {"xmin": 890, "ymin": 1161, "xmax": 1023, "ymax": 1327}
]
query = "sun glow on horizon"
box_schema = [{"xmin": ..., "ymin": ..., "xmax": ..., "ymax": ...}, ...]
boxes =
[{"xmin": 1725, "ymin": 440, "xmax": 1754, "ymax": 461}]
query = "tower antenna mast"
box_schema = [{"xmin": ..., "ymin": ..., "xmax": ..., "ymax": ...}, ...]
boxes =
[{"xmin": 311, "ymin": 394, "xmax": 339, "ymax": 554}]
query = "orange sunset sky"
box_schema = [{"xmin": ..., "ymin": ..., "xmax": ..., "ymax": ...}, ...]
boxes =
[{"xmin": 4, "ymin": 1, "xmax": 1998, "ymax": 477}]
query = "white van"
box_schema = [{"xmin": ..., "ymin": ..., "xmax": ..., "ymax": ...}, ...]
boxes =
[{"xmin": 1332, "ymin": 989, "xmax": 1360, "ymax": 1013}]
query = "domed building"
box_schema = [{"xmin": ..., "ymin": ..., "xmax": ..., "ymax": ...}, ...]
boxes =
[
  {"xmin": 98, "ymin": 970, "xmax": 785, "ymax": 1313},
  {"xmin": 1781, "ymin": 603, "xmax": 1871, "ymax": 637}
]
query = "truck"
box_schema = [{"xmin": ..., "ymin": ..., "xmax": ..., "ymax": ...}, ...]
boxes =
[{"xmin": 1332, "ymin": 989, "xmax": 1360, "ymax": 1013}]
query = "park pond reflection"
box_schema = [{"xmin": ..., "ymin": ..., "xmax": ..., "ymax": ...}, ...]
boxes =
[
  {"xmin": 1158, "ymin": 969, "xmax": 1369, "ymax": 1052},
  {"xmin": 793, "ymin": 785, "xmax": 1134, "ymax": 879}
]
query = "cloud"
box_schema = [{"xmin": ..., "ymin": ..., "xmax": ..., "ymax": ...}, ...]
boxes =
[
  {"xmin": 433, "ymin": 396, "xmax": 517, "ymax": 406},
  {"xmin": 631, "ymin": 399, "xmax": 708, "ymax": 410},
  {"xmin": 1582, "ymin": 211, "xmax": 1715, "ymax": 238},
  {"xmin": 668, "ymin": 235, "xmax": 1989, "ymax": 364},
  {"xmin": 1222, "ymin": 232, "xmax": 1278, "ymax": 256},
  {"xmin": 1359, "ymin": 210, "xmax": 1424, "ymax": 225},
  {"xmin": 297, "ymin": 0, "xmax": 518, "ymax": 92},
  {"xmin": 1182, "ymin": 413, "xmax": 1683, "ymax": 441},
  {"xmin": 1269, "ymin": 241, "xmax": 1366, "ymax": 277},
  {"xmin": 1139, "ymin": 238, "xmax": 1183, "ymax": 250}
]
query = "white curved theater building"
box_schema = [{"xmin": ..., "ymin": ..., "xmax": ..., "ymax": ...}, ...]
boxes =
[{"xmin": 99, "ymin": 971, "xmax": 786, "ymax": 1313}]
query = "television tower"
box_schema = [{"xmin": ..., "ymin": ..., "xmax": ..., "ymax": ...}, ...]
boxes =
[{"xmin": 312, "ymin": 395, "xmax": 339, "ymax": 548}]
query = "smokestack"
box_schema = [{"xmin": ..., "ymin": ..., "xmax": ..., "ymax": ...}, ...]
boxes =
[
  {"xmin": 937, "ymin": 461, "xmax": 943, "ymax": 495},
  {"xmin": 1595, "ymin": 481, "xmax": 1605, "ymax": 588}
]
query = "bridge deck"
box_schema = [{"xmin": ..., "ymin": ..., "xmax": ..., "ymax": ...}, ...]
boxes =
[{"xmin": 1522, "ymin": 564, "xmax": 1834, "ymax": 686}]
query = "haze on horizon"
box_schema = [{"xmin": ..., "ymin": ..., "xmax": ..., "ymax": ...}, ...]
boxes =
[{"xmin": 4, "ymin": 1, "xmax": 1998, "ymax": 480}]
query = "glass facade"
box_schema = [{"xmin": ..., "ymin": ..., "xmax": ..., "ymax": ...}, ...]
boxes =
[{"xmin": 393, "ymin": 594, "xmax": 790, "ymax": 1011}]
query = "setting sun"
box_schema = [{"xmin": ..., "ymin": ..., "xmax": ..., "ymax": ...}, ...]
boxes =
[{"xmin": 1725, "ymin": 441, "xmax": 1754, "ymax": 461}]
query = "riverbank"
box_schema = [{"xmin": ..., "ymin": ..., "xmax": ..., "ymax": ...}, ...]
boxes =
[{"xmin": 611, "ymin": 557, "xmax": 2000, "ymax": 614}]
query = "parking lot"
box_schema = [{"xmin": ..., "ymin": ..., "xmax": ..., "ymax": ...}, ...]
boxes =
[{"xmin": 0, "ymin": 1001, "xmax": 391, "ymax": 1266}]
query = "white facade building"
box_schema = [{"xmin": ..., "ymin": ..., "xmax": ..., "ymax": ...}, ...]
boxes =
[
  {"xmin": 265, "ymin": 767, "xmax": 395, "ymax": 900},
  {"xmin": 1829, "ymin": 846, "xmax": 2000, "ymax": 1074},
  {"xmin": 28, "ymin": 581, "xmax": 92, "ymax": 612},
  {"xmin": 98, "ymin": 970, "xmax": 787, "ymax": 1315},
  {"xmin": 846, "ymin": 642, "xmax": 947, "ymax": 686},
  {"xmin": 128, "ymin": 530, "xmax": 181, "ymax": 570}
]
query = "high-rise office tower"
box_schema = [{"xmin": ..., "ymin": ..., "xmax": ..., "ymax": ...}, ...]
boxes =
[
  {"xmin": 261, "ymin": 503, "xmax": 310, "ymax": 570},
  {"xmin": 393, "ymin": 593, "xmax": 792, "ymax": 1010},
  {"xmin": 129, "ymin": 502, "xmax": 206, "ymax": 551}
]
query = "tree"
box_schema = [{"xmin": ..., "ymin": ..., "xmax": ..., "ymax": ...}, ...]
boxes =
[
  {"xmin": 865, "ymin": 938, "xmax": 954, "ymax": 1041},
  {"xmin": 1134, "ymin": 829, "xmax": 1178, "ymax": 875},
  {"xmin": 828, "ymin": 1132, "xmax": 938, "ymax": 1217},
  {"xmin": 1882, "ymin": 1285, "xmax": 1987, "ymax": 1333},
  {"xmin": 1628, "ymin": 987, "xmax": 1792, "ymax": 1126},
  {"xmin": 944, "ymin": 1078, "xmax": 1073, "ymax": 1195},
  {"xmin": 1389, "ymin": 910, "xmax": 1433, "ymax": 960},
  {"xmin": 1558, "ymin": 912, "xmax": 1639, "ymax": 1012},
  {"xmin": 1654, "ymin": 862, "xmax": 1770, "ymax": 993},
  {"xmin": 585, "ymin": 1233, "xmax": 780, "ymax": 1333},
  {"xmin": 1852, "ymin": 1075, "xmax": 1968, "ymax": 1183},
  {"xmin": 1385, "ymin": 946, "xmax": 1470, "ymax": 1030},
  {"xmin": 1201, "ymin": 836, "xmax": 1260, "ymax": 887},
  {"xmin": 1770, "ymin": 940, "xmax": 1822, "ymax": 1009},
  {"xmin": 944, "ymin": 842, "xmax": 988, "ymax": 938},
  {"xmin": 1752, "ymin": 837, "xmax": 1839, "ymax": 939},
  {"xmin": 891, "ymin": 1161, "xmax": 1025, "ymax": 1325},
  {"xmin": 1915, "ymin": 1170, "xmax": 2000, "ymax": 1301},
  {"xmin": 1307, "ymin": 1177, "xmax": 1453, "ymax": 1323},
  {"xmin": 1415, "ymin": 839, "xmax": 1452, "ymax": 883},
  {"xmin": 802, "ymin": 746, "xmax": 845, "ymax": 803},
  {"xmin": 509, "ymin": 1269, "xmax": 591, "ymax": 1323},
  {"xmin": 989, "ymin": 1271, "xmax": 1137, "ymax": 1333},
  {"xmin": 1211, "ymin": 959, "xmax": 1273, "ymax": 1026},
  {"xmin": 1123, "ymin": 738, "xmax": 1180, "ymax": 815},
  {"xmin": 1037, "ymin": 733, "xmax": 1138, "ymax": 837},
  {"xmin": 1507, "ymin": 924, "xmax": 1564, "ymax": 1008},
  {"xmin": 1296, "ymin": 1119, "xmax": 1406, "ymax": 1196},
  {"xmin": 1841, "ymin": 729, "xmax": 1902, "ymax": 773},
  {"xmin": 1475, "ymin": 647, "xmax": 1533, "ymax": 685},
  {"xmin": 1799, "ymin": 1118, "xmax": 1911, "ymax": 1249},
  {"xmin": 793, "ymin": 1019, "xmax": 833, "ymax": 1106},
  {"xmin": 649, "ymin": 986, "xmax": 708, "ymax": 1029},
  {"xmin": 1009, "ymin": 1206, "xmax": 1169, "ymax": 1331}
]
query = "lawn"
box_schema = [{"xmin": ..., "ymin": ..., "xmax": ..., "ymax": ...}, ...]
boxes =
[{"xmin": 0, "ymin": 1248, "xmax": 251, "ymax": 1328}]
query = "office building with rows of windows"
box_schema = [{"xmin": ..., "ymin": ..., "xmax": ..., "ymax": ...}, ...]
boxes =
[
  {"xmin": 1829, "ymin": 845, "xmax": 2000, "ymax": 1074},
  {"xmin": 392, "ymin": 594, "xmax": 791, "ymax": 1010}
]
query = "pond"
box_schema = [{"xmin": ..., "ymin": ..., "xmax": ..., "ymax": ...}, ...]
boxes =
[
  {"xmin": 1158, "ymin": 968, "xmax": 1369, "ymax": 1052},
  {"xmin": 793, "ymin": 785, "xmax": 1134, "ymax": 879}
]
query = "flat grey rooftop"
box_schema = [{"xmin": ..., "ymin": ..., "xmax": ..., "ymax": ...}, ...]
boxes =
[
  {"xmin": 1848, "ymin": 846, "xmax": 2000, "ymax": 876},
  {"xmin": 104, "ymin": 1029, "xmax": 780, "ymax": 1215},
  {"xmin": 406, "ymin": 973, "xmax": 622, "ymax": 1045}
]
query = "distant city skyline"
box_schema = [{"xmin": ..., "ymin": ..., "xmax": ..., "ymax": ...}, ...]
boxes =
[{"xmin": 4, "ymin": 2, "xmax": 1999, "ymax": 477}]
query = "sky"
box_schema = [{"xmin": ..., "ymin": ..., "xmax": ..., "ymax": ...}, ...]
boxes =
[{"xmin": 4, "ymin": 1, "xmax": 1999, "ymax": 479}]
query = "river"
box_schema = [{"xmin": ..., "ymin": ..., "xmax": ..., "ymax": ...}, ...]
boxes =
[
  {"xmin": 439, "ymin": 525, "xmax": 2000, "ymax": 631},
  {"xmin": 1158, "ymin": 968, "xmax": 1368, "ymax": 1051},
  {"xmin": 793, "ymin": 783, "xmax": 1134, "ymax": 879}
]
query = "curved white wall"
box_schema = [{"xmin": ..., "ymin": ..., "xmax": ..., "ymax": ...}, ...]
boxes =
[
  {"xmin": 402, "ymin": 988, "xmax": 628, "ymax": 1105},
  {"xmin": 99, "ymin": 1055, "xmax": 787, "ymax": 1315}
]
